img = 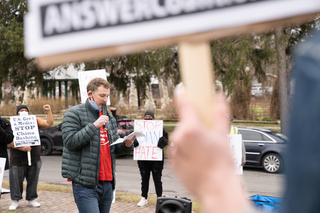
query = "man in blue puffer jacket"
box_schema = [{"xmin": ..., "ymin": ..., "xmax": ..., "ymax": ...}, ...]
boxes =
[{"xmin": 61, "ymin": 78, "xmax": 135, "ymax": 213}]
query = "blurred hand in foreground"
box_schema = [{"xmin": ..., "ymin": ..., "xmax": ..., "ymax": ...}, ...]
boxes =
[{"xmin": 170, "ymin": 91, "xmax": 250, "ymax": 213}]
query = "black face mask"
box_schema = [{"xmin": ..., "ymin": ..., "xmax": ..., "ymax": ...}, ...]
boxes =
[{"xmin": 145, "ymin": 118, "xmax": 153, "ymax": 120}]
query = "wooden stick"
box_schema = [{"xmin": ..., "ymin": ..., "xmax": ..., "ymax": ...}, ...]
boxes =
[
  {"xmin": 27, "ymin": 151, "xmax": 31, "ymax": 166},
  {"xmin": 178, "ymin": 41, "xmax": 214, "ymax": 129}
]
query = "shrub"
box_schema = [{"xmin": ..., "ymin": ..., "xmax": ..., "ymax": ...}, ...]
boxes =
[
  {"xmin": 0, "ymin": 104, "xmax": 16, "ymax": 116},
  {"xmin": 28, "ymin": 98, "xmax": 64, "ymax": 114}
]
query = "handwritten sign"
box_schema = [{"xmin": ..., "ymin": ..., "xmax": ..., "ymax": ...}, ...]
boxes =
[
  {"xmin": 228, "ymin": 134, "xmax": 243, "ymax": 175},
  {"xmin": 0, "ymin": 158, "xmax": 5, "ymax": 194},
  {"xmin": 134, "ymin": 120, "xmax": 163, "ymax": 161},
  {"xmin": 78, "ymin": 69, "xmax": 110, "ymax": 104},
  {"xmin": 10, "ymin": 115, "xmax": 40, "ymax": 147}
]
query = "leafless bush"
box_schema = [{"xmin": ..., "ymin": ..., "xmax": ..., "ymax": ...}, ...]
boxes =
[
  {"xmin": 0, "ymin": 104, "xmax": 16, "ymax": 116},
  {"xmin": 161, "ymin": 102, "xmax": 178, "ymax": 120},
  {"xmin": 28, "ymin": 98, "xmax": 64, "ymax": 114}
]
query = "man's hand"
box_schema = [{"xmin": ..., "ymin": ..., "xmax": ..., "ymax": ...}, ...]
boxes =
[
  {"xmin": 124, "ymin": 136, "xmax": 136, "ymax": 147},
  {"xmin": 93, "ymin": 115, "xmax": 109, "ymax": 128}
]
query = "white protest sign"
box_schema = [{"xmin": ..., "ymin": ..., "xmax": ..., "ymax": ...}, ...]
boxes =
[
  {"xmin": 10, "ymin": 115, "xmax": 40, "ymax": 147},
  {"xmin": 134, "ymin": 120, "xmax": 163, "ymax": 161},
  {"xmin": 0, "ymin": 158, "xmax": 6, "ymax": 194},
  {"xmin": 78, "ymin": 69, "xmax": 110, "ymax": 104},
  {"xmin": 228, "ymin": 134, "xmax": 243, "ymax": 175},
  {"xmin": 24, "ymin": 0, "xmax": 320, "ymax": 68}
]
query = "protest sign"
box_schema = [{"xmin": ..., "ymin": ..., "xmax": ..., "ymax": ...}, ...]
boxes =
[
  {"xmin": 0, "ymin": 158, "xmax": 6, "ymax": 194},
  {"xmin": 24, "ymin": 0, "xmax": 320, "ymax": 68},
  {"xmin": 10, "ymin": 115, "xmax": 40, "ymax": 148},
  {"xmin": 134, "ymin": 120, "xmax": 163, "ymax": 161},
  {"xmin": 228, "ymin": 134, "xmax": 243, "ymax": 174},
  {"xmin": 78, "ymin": 69, "xmax": 110, "ymax": 104}
]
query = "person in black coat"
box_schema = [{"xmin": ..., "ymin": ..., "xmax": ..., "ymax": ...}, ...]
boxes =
[
  {"xmin": 0, "ymin": 117, "xmax": 14, "ymax": 170},
  {"xmin": 0, "ymin": 116, "xmax": 14, "ymax": 199},
  {"xmin": 136, "ymin": 109, "xmax": 168, "ymax": 207}
]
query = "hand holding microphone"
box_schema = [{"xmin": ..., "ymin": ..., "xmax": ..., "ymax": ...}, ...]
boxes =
[
  {"xmin": 93, "ymin": 116, "xmax": 109, "ymax": 128},
  {"xmin": 93, "ymin": 104, "xmax": 109, "ymax": 128}
]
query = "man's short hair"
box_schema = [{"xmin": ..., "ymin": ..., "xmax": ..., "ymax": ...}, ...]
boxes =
[{"xmin": 87, "ymin": 78, "xmax": 110, "ymax": 93}]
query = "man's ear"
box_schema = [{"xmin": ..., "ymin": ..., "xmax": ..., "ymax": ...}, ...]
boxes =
[{"xmin": 87, "ymin": 91, "xmax": 92, "ymax": 100}]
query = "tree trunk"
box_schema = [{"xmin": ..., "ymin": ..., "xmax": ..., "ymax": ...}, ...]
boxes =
[
  {"xmin": 276, "ymin": 28, "xmax": 289, "ymax": 135},
  {"xmin": 137, "ymin": 86, "xmax": 141, "ymax": 111}
]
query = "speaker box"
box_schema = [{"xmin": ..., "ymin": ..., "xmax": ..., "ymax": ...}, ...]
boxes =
[{"xmin": 155, "ymin": 197, "xmax": 192, "ymax": 213}]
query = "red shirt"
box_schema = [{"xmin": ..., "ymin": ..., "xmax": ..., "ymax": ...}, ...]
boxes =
[{"xmin": 98, "ymin": 111, "xmax": 113, "ymax": 181}]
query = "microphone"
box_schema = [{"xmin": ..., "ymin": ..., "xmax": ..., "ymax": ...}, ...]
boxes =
[{"xmin": 102, "ymin": 104, "xmax": 108, "ymax": 131}]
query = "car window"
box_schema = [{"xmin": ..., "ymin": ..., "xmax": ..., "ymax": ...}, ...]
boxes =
[
  {"xmin": 262, "ymin": 134, "xmax": 273, "ymax": 141},
  {"xmin": 239, "ymin": 130, "xmax": 264, "ymax": 141}
]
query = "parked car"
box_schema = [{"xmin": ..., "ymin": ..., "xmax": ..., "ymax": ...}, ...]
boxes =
[
  {"xmin": 238, "ymin": 127, "xmax": 288, "ymax": 173},
  {"xmin": 39, "ymin": 123, "xmax": 63, "ymax": 156},
  {"xmin": 40, "ymin": 117, "xmax": 134, "ymax": 156}
]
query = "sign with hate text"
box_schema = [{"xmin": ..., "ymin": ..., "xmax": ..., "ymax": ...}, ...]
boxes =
[
  {"xmin": 24, "ymin": 0, "xmax": 320, "ymax": 67},
  {"xmin": 228, "ymin": 134, "xmax": 243, "ymax": 175},
  {"xmin": 134, "ymin": 120, "xmax": 163, "ymax": 161},
  {"xmin": 10, "ymin": 115, "xmax": 41, "ymax": 147}
]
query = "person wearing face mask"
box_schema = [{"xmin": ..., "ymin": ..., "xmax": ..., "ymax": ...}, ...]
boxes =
[
  {"xmin": 136, "ymin": 109, "xmax": 169, "ymax": 207},
  {"xmin": 8, "ymin": 104, "xmax": 53, "ymax": 210},
  {"xmin": 61, "ymin": 78, "xmax": 135, "ymax": 213}
]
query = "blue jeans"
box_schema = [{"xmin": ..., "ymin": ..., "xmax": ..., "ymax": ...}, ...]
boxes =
[
  {"xmin": 9, "ymin": 159, "xmax": 42, "ymax": 201},
  {"xmin": 279, "ymin": 31, "xmax": 320, "ymax": 213},
  {"xmin": 72, "ymin": 181, "xmax": 113, "ymax": 213}
]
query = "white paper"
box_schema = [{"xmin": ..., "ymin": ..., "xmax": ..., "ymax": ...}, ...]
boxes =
[{"xmin": 110, "ymin": 131, "xmax": 146, "ymax": 147}]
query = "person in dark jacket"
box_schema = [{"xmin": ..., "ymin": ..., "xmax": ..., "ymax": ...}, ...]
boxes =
[
  {"xmin": 0, "ymin": 116, "xmax": 14, "ymax": 198},
  {"xmin": 0, "ymin": 117, "xmax": 13, "ymax": 170},
  {"xmin": 136, "ymin": 109, "xmax": 168, "ymax": 207},
  {"xmin": 8, "ymin": 104, "xmax": 53, "ymax": 210},
  {"xmin": 61, "ymin": 78, "xmax": 135, "ymax": 213}
]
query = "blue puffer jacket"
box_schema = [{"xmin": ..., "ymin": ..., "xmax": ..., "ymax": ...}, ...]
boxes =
[{"xmin": 61, "ymin": 99, "xmax": 133, "ymax": 189}]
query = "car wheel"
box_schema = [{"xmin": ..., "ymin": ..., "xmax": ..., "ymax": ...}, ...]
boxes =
[
  {"xmin": 41, "ymin": 138, "xmax": 53, "ymax": 156},
  {"xmin": 262, "ymin": 153, "xmax": 282, "ymax": 173}
]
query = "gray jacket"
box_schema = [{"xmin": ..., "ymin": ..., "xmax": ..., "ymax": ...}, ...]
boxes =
[{"xmin": 61, "ymin": 99, "xmax": 133, "ymax": 189}]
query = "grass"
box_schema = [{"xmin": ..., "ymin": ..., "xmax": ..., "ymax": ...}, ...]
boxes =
[{"xmin": 1, "ymin": 180, "xmax": 201, "ymax": 212}]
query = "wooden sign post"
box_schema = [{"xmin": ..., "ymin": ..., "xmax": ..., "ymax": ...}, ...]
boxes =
[{"xmin": 178, "ymin": 42, "xmax": 214, "ymax": 128}]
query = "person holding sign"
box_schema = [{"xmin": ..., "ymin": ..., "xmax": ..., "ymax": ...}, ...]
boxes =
[
  {"xmin": 61, "ymin": 78, "xmax": 135, "ymax": 213},
  {"xmin": 8, "ymin": 104, "xmax": 53, "ymax": 210},
  {"xmin": 136, "ymin": 110, "xmax": 168, "ymax": 207}
]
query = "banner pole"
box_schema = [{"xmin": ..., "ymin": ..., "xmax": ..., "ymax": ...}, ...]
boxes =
[
  {"xmin": 178, "ymin": 41, "xmax": 214, "ymax": 128},
  {"xmin": 27, "ymin": 151, "xmax": 31, "ymax": 166}
]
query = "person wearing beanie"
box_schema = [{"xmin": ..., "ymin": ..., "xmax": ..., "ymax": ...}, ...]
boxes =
[
  {"xmin": 136, "ymin": 109, "xmax": 168, "ymax": 207},
  {"xmin": 8, "ymin": 104, "xmax": 53, "ymax": 211}
]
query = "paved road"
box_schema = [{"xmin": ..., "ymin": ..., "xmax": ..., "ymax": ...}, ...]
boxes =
[{"xmin": 3, "ymin": 152, "xmax": 285, "ymax": 199}]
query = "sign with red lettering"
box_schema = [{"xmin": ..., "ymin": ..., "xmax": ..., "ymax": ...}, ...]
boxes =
[{"xmin": 134, "ymin": 120, "xmax": 163, "ymax": 161}]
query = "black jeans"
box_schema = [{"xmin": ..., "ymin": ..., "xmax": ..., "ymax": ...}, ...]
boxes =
[
  {"xmin": 138, "ymin": 160, "xmax": 163, "ymax": 198},
  {"xmin": 9, "ymin": 159, "xmax": 42, "ymax": 201}
]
